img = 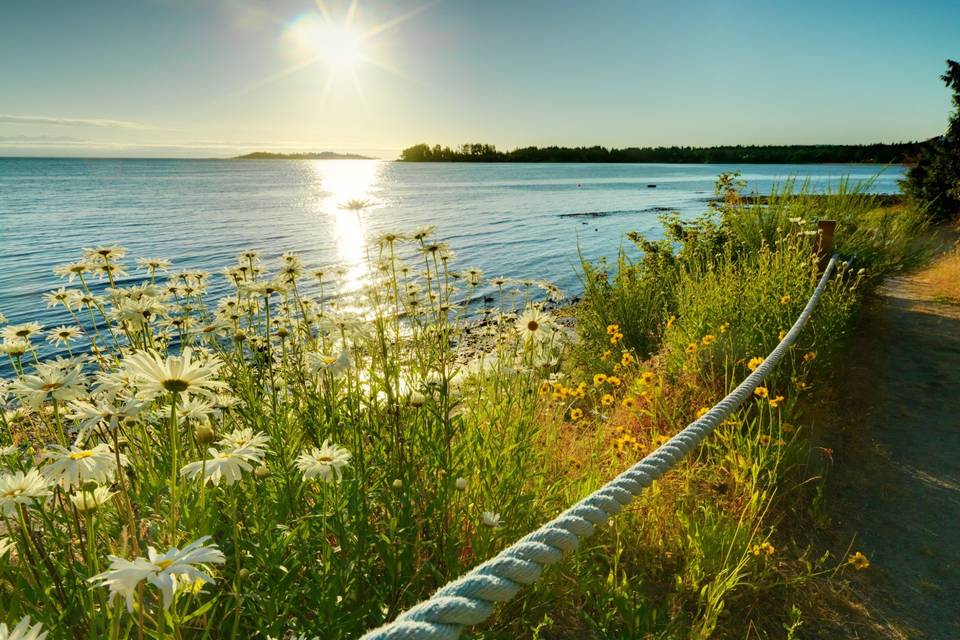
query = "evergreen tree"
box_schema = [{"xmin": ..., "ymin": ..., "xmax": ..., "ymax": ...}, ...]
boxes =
[{"xmin": 904, "ymin": 60, "xmax": 960, "ymax": 221}]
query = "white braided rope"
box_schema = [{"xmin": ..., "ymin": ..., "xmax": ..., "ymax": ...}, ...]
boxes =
[{"xmin": 360, "ymin": 256, "xmax": 839, "ymax": 640}]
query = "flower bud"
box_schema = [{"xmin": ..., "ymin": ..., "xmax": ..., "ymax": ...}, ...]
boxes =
[{"xmin": 195, "ymin": 422, "xmax": 216, "ymax": 445}]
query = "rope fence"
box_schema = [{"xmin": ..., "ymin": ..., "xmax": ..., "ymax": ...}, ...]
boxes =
[{"xmin": 360, "ymin": 255, "xmax": 840, "ymax": 640}]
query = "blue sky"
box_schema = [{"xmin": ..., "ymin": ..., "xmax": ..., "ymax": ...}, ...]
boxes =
[{"xmin": 0, "ymin": 0, "xmax": 957, "ymax": 157}]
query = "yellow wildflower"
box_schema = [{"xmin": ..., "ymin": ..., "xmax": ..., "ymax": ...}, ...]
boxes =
[
  {"xmin": 685, "ymin": 342, "xmax": 698, "ymax": 354},
  {"xmin": 610, "ymin": 332, "xmax": 624, "ymax": 345},
  {"xmin": 778, "ymin": 329, "xmax": 787, "ymax": 341},
  {"xmin": 780, "ymin": 294, "xmax": 792, "ymax": 305},
  {"xmin": 695, "ymin": 406, "xmax": 710, "ymax": 419},
  {"xmin": 803, "ymin": 351, "xmax": 817, "ymax": 362},
  {"xmin": 601, "ymin": 393, "xmax": 614, "ymax": 407},
  {"xmin": 621, "ymin": 352, "xmax": 635, "ymax": 366},
  {"xmin": 606, "ymin": 323, "xmax": 620, "ymax": 335},
  {"xmin": 848, "ymin": 551, "xmax": 870, "ymax": 570},
  {"xmin": 607, "ymin": 375, "xmax": 622, "ymax": 387},
  {"xmin": 754, "ymin": 386, "xmax": 769, "ymax": 398},
  {"xmin": 747, "ymin": 356, "xmax": 764, "ymax": 371},
  {"xmin": 769, "ymin": 395, "xmax": 784, "ymax": 408},
  {"xmin": 622, "ymin": 396, "xmax": 638, "ymax": 409},
  {"xmin": 719, "ymin": 322, "xmax": 730, "ymax": 333},
  {"xmin": 701, "ymin": 334, "xmax": 716, "ymax": 346},
  {"xmin": 759, "ymin": 434, "xmax": 772, "ymax": 446},
  {"xmin": 538, "ymin": 382, "xmax": 552, "ymax": 395},
  {"xmin": 601, "ymin": 349, "xmax": 612, "ymax": 360},
  {"xmin": 570, "ymin": 408, "xmax": 583, "ymax": 421},
  {"xmin": 593, "ymin": 373, "xmax": 607, "ymax": 386},
  {"xmin": 666, "ymin": 315, "xmax": 676, "ymax": 329},
  {"xmin": 640, "ymin": 371, "xmax": 655, "ymax": 385},
  {"xmin": 653, "ymin": 434, "xmax": 670, "ymax": 447}
]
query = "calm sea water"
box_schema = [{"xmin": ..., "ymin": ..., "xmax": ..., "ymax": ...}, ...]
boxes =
[{"xmin": 0, "ymin": 159, "xmax": 903, "ymax": 332}]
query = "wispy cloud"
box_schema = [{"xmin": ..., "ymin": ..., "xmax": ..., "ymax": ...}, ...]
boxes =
[{"xmin": 0, "ymin": 114, "xmax": 147, "ymax": 129}]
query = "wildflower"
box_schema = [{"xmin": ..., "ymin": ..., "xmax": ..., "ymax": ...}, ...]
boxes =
[
  {"xmin": 43, "ymin": 287, "xmax": 79, "ymax": 309},
  {"xmin": 685, "ymin": 343, "xmax": 698, "ymax": 354},
  {"xmin": 53, "ymin": 261, "xmax": 91, "ymax": 282},
  {"xmin": 848, "ymin": 551, "xmax": 870, "ymax": 570},
  {"xmin": 747, "ymin": 356, "xmax": 764, "ymax": 371},
  {"xmin": 67, "ymin": 396, "xmax": 143, "ymax": 432},
  {"xmin": 695, "ymin": 406, "xmax": 710, "ymax": 419},
  {"xmin": 782, "ymin": 423, "xmax": 795, "ymax": 434},
  {"xmin": 778, "ymin": 329, "xmax": 787, "ymax": 341},
  {"xmin": 216, "ymin": 428, "xmax": 270, "ymax": 459},
  {"xmin": 754, "ymin": 386, "xmax": 769, "ymax": 398},
  {"xmin": 606, "ymin": 375, "xmax": 622, "ymax": 387},
  {"xmin": 89, "ymin": 536, "xmax": 225, "ymax": 613},
  {"xmin": 606, "ymin": 324, "xmax": 620, "ymax": 336},
  {"xmin": 779, "ymin": 294, "xmax": 792, "ymax": 305},
  {"xmin": 123, "ymin": 347, "xmax": 225, "ymax": 399},
  {"xmin": 570, "ymin": 408, "xmax": 583, "ymax": 421},
  {"xmin": 181, "ymin": 449, "xmax": 256, "ymax": 487},
  {"xmin": 136, "ymin": 257, "xmax": 171, "ymax": 272},
  {"xmin": 517, "ymin": 306, "xmax": 555, "ymax": 343},
  {"xmin": 621, "ymin": 397, "xmax": 638, "ymax": 409},
  {"xmin": 42, "ymin": 443, "xmax": 121, "ymax": 491},
  {"xmin": 0, "ymin": 616, "xmax": 47, "ymax": 640},
  {"xmin": 46, "ymin": 326, "xmax": 81, "ymax": 346},
  {"xmin": 455, "ymin": 477, "xmax": 467, "ymax": 491},
  {"xmin": 1, "ymin": 322, "xmax": 42, "ymax": 342},
  {"xmin": 0, "ymin": 339, "xmax": 29, "ymax": 357},
  {"xmin": 609, "ymin": 332, "xmax": 624, "ymax": 345},
  {"xmin": 11, "ymin": 361, "xmax": 87, "ymax": 409},
  {"xmin": 653, "ymin": 434, "xmax": 670, "ymax": 447},
  {"xmin": 621, "ymin": 352, "xmax": 635, "ymax": 366},
  {"xmin": 701, "ymin": 335, "xmax": 716, "ymax": 347},
  {"xmin": 719, "ymin": 322, "xmax": 730, "ymax": 333},
  {"xmin": 481, "ymin": 511, "xmax": 502, "ymax": 528},
  {"xmin": 769, "ymin": 395, "xmax": 785, "ymax": 408},
  {"xmin": 601, "ymin": 393, "xmax": 614, "ymax": 407},
  {"xmin": 83, "ymin": 246, "xmax": 127, "ymax": 263},
  {"xmin": 640, "ymin": 371, "xmax": 655, "ymax": 385},
  {"xmin": 666, "ymin": 315, "xmax": 676, "ymax": 329},
  {"xmin": 70, "ymin": 486, "xmax": 116, "ymax": 513},
  {"xmin": 592, "ymin": 373, "xmax": 607, "ymax": 386},
  {"xmin": 803, "ymin": 351, "xmax": 817, "ymax": 362},
  {"xmin": 751, "ymin": 541, "xmax": 775, "ymax": 556},
  {"xmin": 306, "ymin": 350, "xmax": 350, "ymax": 378},
  {"xmin": 600, "ymin": 349, "xmax": 611, "ymax": 360},
  {"xmin": 538, "ymin": 381, "xmax": 552, "ymax": 395},
  {"xmin": 759, "ymin": 434, "xmax": 772, "ymax": 446},
  {"xmin": 296, "ymin": 440, "xmax": 351, "ymax": 483},
  {"xmin": 0, "ymin": 469, "xmax": 51, "ymax": 515}
]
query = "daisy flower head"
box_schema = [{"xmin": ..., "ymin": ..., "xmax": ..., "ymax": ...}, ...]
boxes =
[
  {"xmin": 0, "ymin": 616, "xmax": 47, "ymax": 640},
  {"xmin": 0, "ymin": 339, "xmax": 30, "ymax": 357},
  {"xmin": 0, "ymin": 469, "xmax": 51, "ymax": 515},
  {"xmin": 180, "ymin": 449, "xmax": 258, "ymax": 487},
  {"xmin": 46, "ymin": 326, "xmax": 82, "ymax": 346},
  {"xmin": 123, "ymin": 347, "xmax": 225, "ymax": 399},
  {"xmin": 516, "ymin": 306, "xmax": 555, "ymax": 344},
  {"xmin": 83, "ymin": 246, "xmax": 127, "ymax": 263},
  {"xmin": 11, "ymin": 360, "xmax": 87, "ymax": 409},
  {"xmin": 89, "ymin": 536, "xmax": 225, "ymax": 613},
  {"xmin": 296, "ymin": 440, "xmax": 351, "ymax": 483},
  {"xmin": 42, "ymin": 443, "xmax": 122, "ymax": 491},
  {"xmin": 1, "ymin": 322, "xmax": 42, "ymax": 342},
  {"xmin": 481, "ymin": 511, "xmax": 502, "ymax": 528},
  {"xmin": 306, "ymin": 350, "xmax": 350, "ymax": 378},
  {"xmin": 70, "ymin": 486, "xmax": 116, "ymax": 513},
  {"xmin": 43, "ymin": 287, "xmax": 80, "ymax": 310}
]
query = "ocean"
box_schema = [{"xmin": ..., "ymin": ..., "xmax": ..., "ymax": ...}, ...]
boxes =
[{"xmin": 0, "ymin": 159, "xmax": 903, "ymax": 335}]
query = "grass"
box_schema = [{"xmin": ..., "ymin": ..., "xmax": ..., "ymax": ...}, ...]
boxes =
[{"xmin": 0, "ymin": 173, "xmax": 927, "ymax": 639}]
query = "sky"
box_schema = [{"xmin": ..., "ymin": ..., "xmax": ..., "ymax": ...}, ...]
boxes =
[{"xmin": 0, "ymin": 0, "xmax": 958, "ymax": 158}]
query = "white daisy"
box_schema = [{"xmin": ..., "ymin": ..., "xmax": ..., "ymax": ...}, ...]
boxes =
[
  {"xmin": 123, "ymin": 347, "xmax": 225, "ymax": 399},
  {"xmin": 481, "ymin": 511, "xmax": 502, "ymax": 528},
  {"xmin": 70, "ymin": 486, "xmax": 116, "ymax": 512},
  {"xmin": 516, "ymin": 306, "xmax": 555, "ymax": 344},
  {"xmin": 42, "ymin": 443, "xmax": 122, "ymax": 491},
  {"xmin": 10, "ymin": 361, "xmax": 87, "ymax": 409},
  {"xmin": 1, "ymin": 323, "xmax": 42, "ymax": 342},
  {"xmin": 306, "ymin": 350, "xmax": 350, "ymax": 378},
  {"xmin": 46, "ymin": 326, "xmax": 82, "ymax": 346},
  {"xmin": 0, "ymin": 469, "xmax": 51, "ymax": 515},
  {"xmin": 89, "ymin": 536, "xmax": 225, "ymax": 613},
  {"xmin": 295, "ymin": 440, "xmax": 351, "ymax": 483},
  {"xmin": 0, "ymin": 616, "xmax": 47, "ymax": 640}
]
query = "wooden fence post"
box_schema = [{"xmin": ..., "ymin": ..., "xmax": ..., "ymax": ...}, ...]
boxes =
[{"xmin": 816, "ymin": 219, "xmax": 836, "ymax": 274}]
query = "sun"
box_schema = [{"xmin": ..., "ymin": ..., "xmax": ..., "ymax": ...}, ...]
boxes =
[{"xmin": 286, "ymin": 14, "xmax": 365, "ymax": 73}]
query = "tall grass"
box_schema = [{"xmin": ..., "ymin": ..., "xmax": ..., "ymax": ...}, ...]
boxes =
[{"xmin": 0, "ymin": 174, "xmax": 922, "ymax": 639}]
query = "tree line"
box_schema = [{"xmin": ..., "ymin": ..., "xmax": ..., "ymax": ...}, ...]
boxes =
[{"xmin": 398, "ymin": 141, "xmax": 926, "ymax": 164}]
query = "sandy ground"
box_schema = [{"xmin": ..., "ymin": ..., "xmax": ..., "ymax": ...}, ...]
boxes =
[{"xmin": 825, "ymin": 246, "xmax": 960, "ymax": 639}]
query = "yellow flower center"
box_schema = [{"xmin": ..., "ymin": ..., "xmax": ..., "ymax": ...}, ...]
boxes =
[
  {"xmin": 69, "ymin": 451, "xmax": 95, "ymax": 460},
  {"xmin": 155, "ymin": 559, "xmax": 174, "ymax": 570},
  {"xmin": 317, "ymin": 455, "xmax": 334, "ymax": 463}
]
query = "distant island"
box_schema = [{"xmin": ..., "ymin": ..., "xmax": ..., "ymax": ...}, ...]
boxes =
[
  {"xmin": 398, "ymin": 142, "xmax": 928, "ymax": 164},
  {"xmin": 234, "ymin": 151, "xmax": 374, "ymax": 160}
]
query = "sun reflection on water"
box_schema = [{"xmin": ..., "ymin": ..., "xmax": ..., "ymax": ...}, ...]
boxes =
[{"xmin": 311, "ymin": 160, "xmax": 382, "ymax": 294}]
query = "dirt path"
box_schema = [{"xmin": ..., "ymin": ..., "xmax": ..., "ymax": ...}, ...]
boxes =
[{"xmin": 826, "ymin": 252, "xmax": 960, "ymax": 639}]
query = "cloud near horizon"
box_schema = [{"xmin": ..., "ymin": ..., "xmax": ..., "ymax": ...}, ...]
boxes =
[{"xmin": 0, "ymin": 114, "xmax": 147, "ymax": 129}]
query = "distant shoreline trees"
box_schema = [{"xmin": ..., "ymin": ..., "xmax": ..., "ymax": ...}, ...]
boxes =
[{"xmin": 398, "ymin": 142, "xmax": 926, "ymax": 164}]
